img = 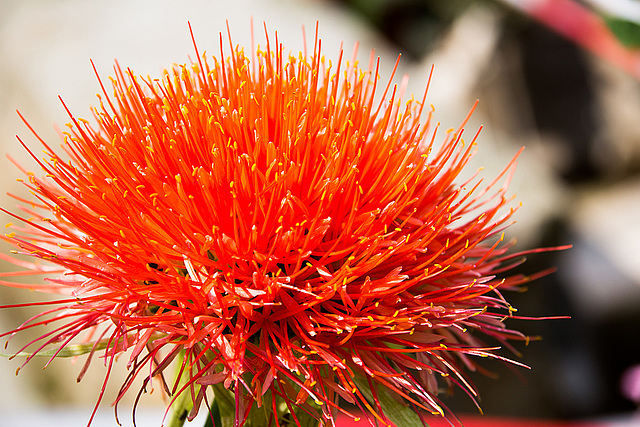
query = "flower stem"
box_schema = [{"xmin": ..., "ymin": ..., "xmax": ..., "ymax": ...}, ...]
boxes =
[{"xmin": 166, "ymin": 351, "xmax": 195, "ymax": 427}]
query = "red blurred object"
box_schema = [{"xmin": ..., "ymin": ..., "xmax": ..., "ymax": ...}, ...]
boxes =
[
  {"xmin": 501, "ymin": 0, "xmax": 640, "ymax": 80},
  {"xmin": 336, "ymin": 414, "xmax": 604, "ymax": 427}
]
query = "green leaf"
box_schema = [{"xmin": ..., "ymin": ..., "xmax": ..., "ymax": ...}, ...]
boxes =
[
  {"xmin": 203, "ymin": 398, "xmax": 220, "ymax": 427},
  {"xmin": 0, "ymin": 340, "xmax": 110, "ymax": 358},
  {"xmin": 605, "ymin": 17, "xmax": 640, "ymax": 48},
  {"xmin": 165, "ymin": 351, "xmax": 196, "ymax": 427},
  {"xmin": 210, "ymin": 382, "xmax": 236, "ymax": 427},
  {"xmin": 352, "ymin": 372, "xmax": 427, "ymax": 427}
]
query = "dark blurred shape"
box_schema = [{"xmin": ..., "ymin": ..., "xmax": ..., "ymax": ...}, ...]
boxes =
[
  {"xmin": 512, "ymin": 18, "xmax": 600, "ymax": 183},
  {"xmin": 332, "ymin": 0, "xmax": 471, "ymax": 59}
]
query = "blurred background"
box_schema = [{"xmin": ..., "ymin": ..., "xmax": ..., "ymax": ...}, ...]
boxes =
[{"xmin": 1, "ymin": 0, "xmax": 640, "ymax": 426}]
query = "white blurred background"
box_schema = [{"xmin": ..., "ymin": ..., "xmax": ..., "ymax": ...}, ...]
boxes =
[{"xmin": 1, "ymin": 0, "xmax": 640, "ymax": 425}]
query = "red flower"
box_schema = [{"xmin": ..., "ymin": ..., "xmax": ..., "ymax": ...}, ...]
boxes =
[{"xmin": 1, "ymin": 25, "xmax": 561, "ymax": 427}]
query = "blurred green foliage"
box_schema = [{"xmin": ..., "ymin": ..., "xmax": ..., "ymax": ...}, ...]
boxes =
[{"xmin": 605, "ymin": 16, "xmax": 640, "ymax": 48}]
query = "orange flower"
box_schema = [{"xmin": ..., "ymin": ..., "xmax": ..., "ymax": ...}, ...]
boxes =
[{"xmin": 1, "ymin": 25, "xmax": 562, "ymax": 427}]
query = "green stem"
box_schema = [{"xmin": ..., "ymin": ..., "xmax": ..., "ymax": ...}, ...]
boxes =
[
  {"xmin": 166, "ymin": 351, "xmax": 196, "ymax": 427},
  {"xmin": 165, "ymin": 359, "xmax": 325, "ymax": 427},
  {"xmin": 209, "ymin": 382, "xmax": 236, "ymax": 427}
]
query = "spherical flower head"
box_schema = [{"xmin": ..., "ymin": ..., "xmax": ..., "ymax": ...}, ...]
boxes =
[{"xmin": 1, "ymin": 25, "xmax": 559, "ymax": 427}]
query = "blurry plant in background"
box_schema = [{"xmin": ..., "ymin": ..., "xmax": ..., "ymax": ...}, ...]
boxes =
[
  {"xmin": 339, "ymin": 0, "xmax": 640, "ymax": 75},
  {"xmin": 0, "ymin": 19, "xmax": 570, "ymax": 427},
  {"xmin": 334, "ymin": 0, "xmax": 640, "ymax": 421}
]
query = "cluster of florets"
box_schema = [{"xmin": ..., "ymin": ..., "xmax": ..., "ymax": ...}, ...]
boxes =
[{"xmin": 1, "ymin": 28, "xmax": 549, "ymax": 426}]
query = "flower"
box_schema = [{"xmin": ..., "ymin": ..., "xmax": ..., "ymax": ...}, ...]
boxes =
[{"xmin": 1, "ymin": 24, "xmax": 560, "ymax": 427}]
